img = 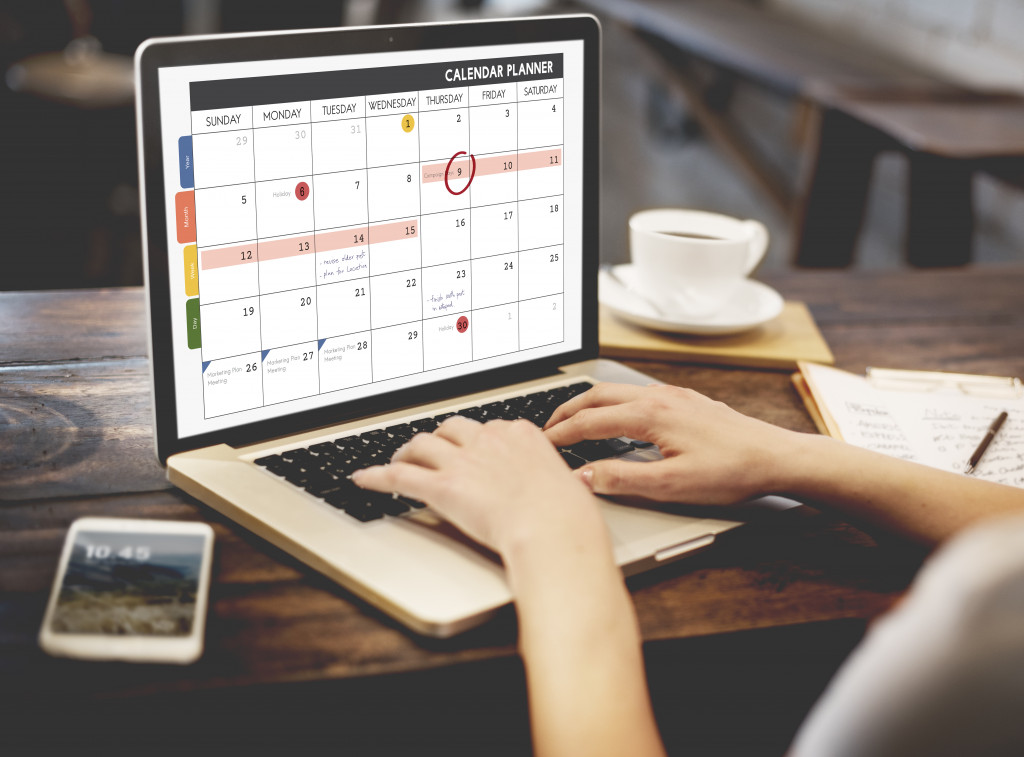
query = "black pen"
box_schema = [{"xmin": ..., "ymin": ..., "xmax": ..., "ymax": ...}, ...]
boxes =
[{"xmin": 964, "ymin": 411, "xmax": 1008, "ymax": 475}]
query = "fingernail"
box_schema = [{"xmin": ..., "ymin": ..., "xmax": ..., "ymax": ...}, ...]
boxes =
[
  {"xmin": 349, "ymin": 470, "xmax": 364, "ymax": 483},
  {"xmin": 579, "ymin": 468, "xmax": 594, "ymax": 489}
]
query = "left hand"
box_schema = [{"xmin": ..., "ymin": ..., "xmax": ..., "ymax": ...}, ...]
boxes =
[{"xmin": 351, "ymin": 416, "xmax": 605, "ymax": 556}]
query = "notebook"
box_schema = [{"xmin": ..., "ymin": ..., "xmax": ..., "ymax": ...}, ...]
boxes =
[
  {"xmin": 135, "ymin": 16, "xmax": 797, "ymax": 637},
  {"xmin": 795, "ymin": 362, "xmax": 1024, "ymax": 488}
]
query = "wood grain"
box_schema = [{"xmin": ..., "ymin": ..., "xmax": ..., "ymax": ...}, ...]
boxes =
[
  {"xmin": 0, "ymin": 359, "xmax": 167, "ymax": 501},
  {"xmin": 3, "ymin": 268, "xmax": 1021, "ymax": 697}
]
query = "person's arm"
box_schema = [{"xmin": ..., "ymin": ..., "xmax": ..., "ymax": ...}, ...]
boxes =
[
  {"xmin": 352, "ymin": 417, "xmax": 666, "ymax": 757},
  {"xmin": 543, "ymin": 383, "xmax": 1024, "ymax": 546}
]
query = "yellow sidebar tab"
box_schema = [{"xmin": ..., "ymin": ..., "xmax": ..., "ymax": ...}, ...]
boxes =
[{"xmin": 184, "ymin": 245, "xmax": 198, "ymax": 296}]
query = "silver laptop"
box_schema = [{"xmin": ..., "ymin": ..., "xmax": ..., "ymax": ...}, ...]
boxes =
[{"xmin": 135, "ymin": 15, "xmax": 784, "ymax": 637}]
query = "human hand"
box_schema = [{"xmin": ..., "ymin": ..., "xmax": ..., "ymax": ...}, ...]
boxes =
[
  {"xmin": 544, "ymin": 383, "xmax": 802, "ymax": 504},
  {"xmin": 351, "ymin": 416, "xmax": 606, "ymax": 557}
]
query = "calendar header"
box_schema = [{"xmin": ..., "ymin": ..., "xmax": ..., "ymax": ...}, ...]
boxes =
[{"xmin": 189, "ymin": 54, "xmax": 563, "ymax": 111}]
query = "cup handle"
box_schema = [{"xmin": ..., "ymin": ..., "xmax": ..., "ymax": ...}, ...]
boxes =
[{"xmin": 743, "ymin": 220, "xmax": 769, "ymax": 275}]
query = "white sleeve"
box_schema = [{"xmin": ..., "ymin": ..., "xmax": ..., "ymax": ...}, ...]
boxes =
[{"xmin": 790, "ymin": 513, "xmax": 1024, "ymax": 757}]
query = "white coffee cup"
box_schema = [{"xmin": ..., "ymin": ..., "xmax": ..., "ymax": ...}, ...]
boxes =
[{"xmin": 629, "ymin": 209, "xmax": 769, "ymax": 318}]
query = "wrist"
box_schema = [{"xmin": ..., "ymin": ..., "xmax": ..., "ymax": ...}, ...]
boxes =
[
  {"xmin": 500, "ymin": 492, "xmax": 615, "ymax": 595},
  {"xmin": 762, "ymin": 429, "xmax": 829, "ymax": 497}
]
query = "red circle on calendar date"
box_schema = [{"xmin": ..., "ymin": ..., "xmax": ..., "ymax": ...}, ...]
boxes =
[
  {"xmin": 295, "ymin": 182, "xmax": 310, "ymax": 200},
  {"xmin": 456, "ymin": 316, "xmax": 469, "ymax": 333}
]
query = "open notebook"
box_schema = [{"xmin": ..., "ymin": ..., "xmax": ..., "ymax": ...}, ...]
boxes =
[{"xmin": 795, "ymin": 362, "xmax": 1024, "ymax": 489}]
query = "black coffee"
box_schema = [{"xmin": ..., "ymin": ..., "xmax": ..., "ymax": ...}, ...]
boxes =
[{"xmin": 656, "ymin": 231, "xmax": 726, "ymax": 240}]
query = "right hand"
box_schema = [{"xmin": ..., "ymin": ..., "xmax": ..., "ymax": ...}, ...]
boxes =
[
  {"xmin": 352, "ymin": 415, "xmax": 606, "ymax": 558},
  {"xmin": 544, "ymin": 383, "xmax": 803, "ymax": 505}
]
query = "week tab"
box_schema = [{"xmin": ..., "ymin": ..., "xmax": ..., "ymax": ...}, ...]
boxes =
[
  {"xmin": 178, "ymin": 136, "xmax": 194, "ymax": 188},
  {"xmin": 191, "ymin": 106, "xmax": 252, "ymax": 135},
  {"xmin": 183, "ymin": 244, "xmax": 198, "ymax": 296}
]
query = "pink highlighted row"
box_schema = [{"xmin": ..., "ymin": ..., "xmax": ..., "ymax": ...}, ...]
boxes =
[
  {"xmin": 421, "ymin": 147, "xmax": 562, "ymax": 185},
  {"xmin": 201, "ymin": 218, "xmax": 418, "ymax": 271}
]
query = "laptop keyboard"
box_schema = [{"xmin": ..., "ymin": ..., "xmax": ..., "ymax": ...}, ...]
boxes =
[{"xmin": 253, "ymin": 381, "xmax": 651, "ymax": 523}]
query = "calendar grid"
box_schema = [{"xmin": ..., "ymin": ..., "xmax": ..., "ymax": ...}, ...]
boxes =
[{"xmin": 189, "ymin": 59, "xmax": 566, "ymax": 419}]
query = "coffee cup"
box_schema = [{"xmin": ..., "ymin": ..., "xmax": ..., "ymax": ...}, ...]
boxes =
[{"xmin": 629, "ymin": 209, "xmax": 768, "ymax": 318}]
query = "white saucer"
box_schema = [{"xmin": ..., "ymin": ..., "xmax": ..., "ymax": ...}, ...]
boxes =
[{"xmin": 599, "ymin": 264, "xmax": 784, "ymax": 336}]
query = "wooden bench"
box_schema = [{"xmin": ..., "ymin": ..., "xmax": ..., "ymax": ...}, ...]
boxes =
[{"xmin": 576, "ymin": 0, "xmax": 1024, "ymax": 267}]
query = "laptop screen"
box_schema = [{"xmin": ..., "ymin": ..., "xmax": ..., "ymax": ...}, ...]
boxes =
[{"xmin": 139, "ymin": 18, "xmax": 598, "ymax": 455}]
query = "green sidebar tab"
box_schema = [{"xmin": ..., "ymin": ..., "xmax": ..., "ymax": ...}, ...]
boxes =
[{"xmin": 186, "ymin": 298, "xmax": 202, "ymax": 349}]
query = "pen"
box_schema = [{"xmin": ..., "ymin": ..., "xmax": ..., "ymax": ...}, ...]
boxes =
[{"xmin": 964, "ymin": 411, "xmax": 1008, "ymax": 475}]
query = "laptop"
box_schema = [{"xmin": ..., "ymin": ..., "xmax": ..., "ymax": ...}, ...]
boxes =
[{"xmin": 135, "ymin": 15, "xmax": 787, "ymax": 637}]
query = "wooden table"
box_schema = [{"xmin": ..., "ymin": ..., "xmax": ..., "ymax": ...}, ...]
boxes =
[{"xmin": 4, "ymin": 268, "xmax": 1024, "ymax": 753}]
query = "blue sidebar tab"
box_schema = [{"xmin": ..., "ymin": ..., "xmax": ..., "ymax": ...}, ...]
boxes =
[{"xmin": 178, "ymin": 136, "xmax": 194, "ymax": 188}]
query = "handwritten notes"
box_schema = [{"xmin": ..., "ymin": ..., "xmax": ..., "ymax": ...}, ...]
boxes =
[
  {"xmin": 426, "ymin": 287, "xmax": 467, "ymax": 315},
  {"xmin": 801, "ymin": 363, "xmax": 1024, "ymax": 488}
]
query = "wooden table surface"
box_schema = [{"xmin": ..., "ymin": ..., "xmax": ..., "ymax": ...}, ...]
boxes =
[{"xmin": 3, "ymin": 267, "xmax": 1024, "ymax": 703}]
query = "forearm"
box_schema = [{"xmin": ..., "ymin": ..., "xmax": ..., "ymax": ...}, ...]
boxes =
[
  {"xmin": 504, "ymin": 523, "xmax": 666, "ymax": 757},
  {"xmin": 780, "ymin": 434, "xmax": 1024, "ymax": 546}
]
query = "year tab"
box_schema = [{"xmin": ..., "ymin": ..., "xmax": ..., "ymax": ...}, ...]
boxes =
[{"xmin": 178, "ymin": 136, "xmax": 194, "ymax": 188}]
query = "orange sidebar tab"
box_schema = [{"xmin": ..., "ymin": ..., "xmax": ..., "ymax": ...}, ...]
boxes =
[
  {"xmin": 183, "ymin": 244, "xmax": 198, "ymax": 296},
  {"xmin": 175, "ymin": 191, "xmax": 196, "ymax": 244}
]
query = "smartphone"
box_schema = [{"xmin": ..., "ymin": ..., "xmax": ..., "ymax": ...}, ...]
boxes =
[{"xmin": 39, "ymin": 517, "xmax": 215, "ymax": 664}]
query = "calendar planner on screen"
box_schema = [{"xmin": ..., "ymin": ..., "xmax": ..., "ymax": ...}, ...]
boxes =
[{"xmin": 161, "ymin": 45, "xmax": 583, "ymax": 437}]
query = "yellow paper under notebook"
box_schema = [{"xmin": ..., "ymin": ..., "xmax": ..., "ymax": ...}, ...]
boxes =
[
  {"xmin": 795, "ymin": 362, "xmax": 1024, "ymax": 488},
  {"xmin": 598, "ymin": 302, "xmax": 834, "ymax": 370}
]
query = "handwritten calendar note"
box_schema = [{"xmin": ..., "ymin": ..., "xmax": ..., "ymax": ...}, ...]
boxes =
[{"xmin": 801, "ymin": 363, "xmax": 1024, "ymax": 488}]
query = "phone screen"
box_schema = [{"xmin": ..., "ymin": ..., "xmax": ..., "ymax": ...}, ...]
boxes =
[{"xmin": 50, "ymin": 530, "xmax": 206, "ymax": 636}]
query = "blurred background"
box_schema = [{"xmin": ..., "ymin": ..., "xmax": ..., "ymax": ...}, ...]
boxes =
[{"xmin": 3, "ymin": 0, "xmax": 1023, "ymax": 291}]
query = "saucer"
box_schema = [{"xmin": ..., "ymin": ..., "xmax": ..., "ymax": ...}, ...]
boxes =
[{"xmin": 598, "ymin": 264, "xmax": 784, "ymax": 336}]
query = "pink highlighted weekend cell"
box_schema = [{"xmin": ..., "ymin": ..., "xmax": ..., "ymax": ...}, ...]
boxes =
[
  {"xmin": 201, "ymin": 241, "xmax": 258, "ymax": 271},
  {"xmin": 421, "ymin": 148, "xmax": 561, "ymax": 184},
  {"xmin": 518, "ymin": 148, "xmax": 561, "ymax": 172}
]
